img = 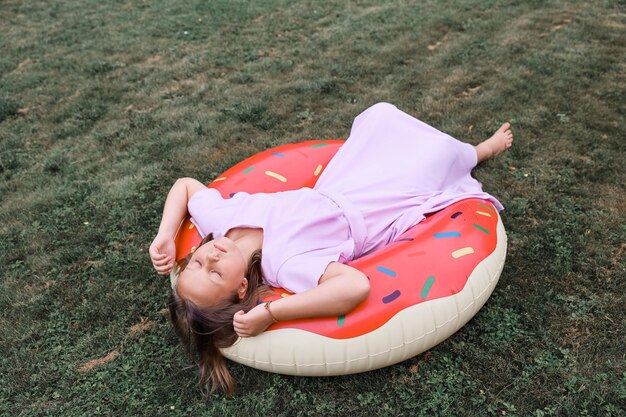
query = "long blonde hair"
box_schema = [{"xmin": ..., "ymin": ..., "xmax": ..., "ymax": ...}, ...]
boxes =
[{"xmin": 168, "ymin": 234, "xmax": 269, "ymax": 394}]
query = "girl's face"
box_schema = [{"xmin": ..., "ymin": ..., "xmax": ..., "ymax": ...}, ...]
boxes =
[{"xmin": 176, "ymin": 237, "xmax": 248, "ymax": 307}]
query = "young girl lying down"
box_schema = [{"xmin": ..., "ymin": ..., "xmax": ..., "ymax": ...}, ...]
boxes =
[{"xmin": 150, "ymin": 102, "xmax": 513, "ymax": 393}]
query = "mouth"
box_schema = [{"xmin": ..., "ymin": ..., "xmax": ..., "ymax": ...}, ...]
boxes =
[{"xmin": 214, "ymin": 244, "xmax": 227, "ymax": 253}]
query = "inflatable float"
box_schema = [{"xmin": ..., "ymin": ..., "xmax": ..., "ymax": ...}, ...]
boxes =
[{"xmin": 173, "ymin": 140, "xmax": 507, "ymax": 376}]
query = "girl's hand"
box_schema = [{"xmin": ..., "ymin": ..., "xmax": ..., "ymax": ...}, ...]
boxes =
[
  {"xmin": 149, "ymin": 233, "xmax": 176, "ymax": 275},
  {"xmin": 233, "ymin": 304, "xmax": 275, "ymax": 338}
]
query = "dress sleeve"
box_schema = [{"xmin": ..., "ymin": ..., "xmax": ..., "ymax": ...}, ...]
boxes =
[
  {"xmin": 187, "ymin": 187, "xmax": 229, "ymax": 238},
  {"xmin": 275, "ymin": 251, "xmax": 344, "ymax": 293}
]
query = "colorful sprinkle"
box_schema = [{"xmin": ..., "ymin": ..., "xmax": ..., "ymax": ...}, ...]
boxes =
[
  {"xmin": 451, "ymin": 211, "xmax": 463, "ymax": 218},
  {"xmin": 281, "ymin": 293, "xmax": 290, "ymax": 298},
  {"xmin": 477, "ymin": 202, "xmax": 495, "ymax": 213},
  {"xmin": 272, "ymin": 152, "xmax": 285, "ymax": 157},
  {"xmin": 476, "ymin": 211, "xmax": 492, "ymax": 217},
  {"xmin": 473, "ymin": 224, "xmax": 490, "ymax": 234},
  {"xmin": 434, "ymin": 231, "xmax": 461, "ymax": 238},
  {"xmin": 197, "ymin": 233, "xmax": 202, "ymax": 238},
  {"xmin": 397, "ymin": 238, "xmax": 414, "ymax": 242},
  {"xmin": 420, "ymin": 276, "xmax": 435, "ymax": 300},
  {"xmin": 314, "ymin": 164, "xmax": 323, "ymax": 176},
  {"xmin": 452, "ymin": 247, "xmax": 475, "ymax": 258},
  {"xmin": 265, "ymin": 170, "xmax": 287, "ymax": 182},
  {"xmin": 376, "ymin": 266, "xmax": 396, "ymax": 277},
  {"xmin": 188, "ymin": 223, "xmax": 195, "ymax": 230},
  {"xmin": 191, "ymin": 246, "xmax": 197, "ymax": 253},
  {"xmin": 243, "ymin": 166, "xmax": 255, "ymax": 174},
  {"xmin": 408, "ymin": 251, "xmax": 426, "ymax": 257},
  {"xmin": 382, "ymin": 290, "xmax": 401, "ymax": 304},
  {"xmin": 229, "ymin": 192, "xmax": 236, "ymax": 198},
  {"xmin": 337, "ymin": 315, "xmax": 345, "ymax": 326},
  {"xmin": 213, "ymin": 177, "xmax": 227, "ymax": 182},
  {"xmin": 311, "ymin": 143, "xmax": 328, "ymax": 148}
]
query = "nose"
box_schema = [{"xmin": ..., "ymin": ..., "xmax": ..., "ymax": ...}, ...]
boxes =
[{"xmin": 203, "ymin": 248, "xmax": 220, "ymax": 262}]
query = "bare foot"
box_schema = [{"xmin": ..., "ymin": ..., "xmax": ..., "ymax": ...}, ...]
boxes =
[{"xmin": 475, "ymin": 122, "xmax": 513, "ymax": 163}]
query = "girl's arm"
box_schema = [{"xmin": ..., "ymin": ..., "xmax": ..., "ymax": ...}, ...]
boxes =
[
  {"xmin": 233, "ymin": 262, "xmax": 370, "ymax": 337},
  {"xmin": 149, "ymin": 177, "xmax": 206, "ymax": 275}
]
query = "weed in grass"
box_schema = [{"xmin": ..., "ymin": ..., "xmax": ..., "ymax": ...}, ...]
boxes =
[
  {"xmin": 220, "ymin": 101, "xmax": 279, "ymax": 130},
  {"xmin": 0, "ymin": 96, "xmax": 20, "ymax": 122},
  {"xmin": 43, "ymin": 151, "xmax": 70, "ymax": 174},
  {"xmin": 478, "ymin": 304, "xmax": 526, "ymax": 345}
]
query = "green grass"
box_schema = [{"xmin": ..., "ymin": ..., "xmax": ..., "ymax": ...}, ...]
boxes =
[{"xmin": 1, "ymin": 0, "xmax": 624, "ymax": 415}]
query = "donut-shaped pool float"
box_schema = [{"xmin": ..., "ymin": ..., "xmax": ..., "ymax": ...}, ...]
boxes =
[{"xmin": 173, "ymin": 140, "xmax": 507, "ymax": 376}]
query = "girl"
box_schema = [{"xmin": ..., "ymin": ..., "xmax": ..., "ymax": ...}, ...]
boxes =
[{"xmin": 149, "ymin": 102, "xmax": 513, "ymax": 393}]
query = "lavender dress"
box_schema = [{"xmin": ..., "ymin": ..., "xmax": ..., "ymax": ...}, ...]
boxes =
[{"xmin": 188, "ymin": 103, "xmax": 503, "ymax": 293}]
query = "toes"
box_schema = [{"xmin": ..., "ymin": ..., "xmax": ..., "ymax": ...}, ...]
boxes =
[{"xmin": 499, "ymin": 122, "xmax": 511, "ymax": 133}]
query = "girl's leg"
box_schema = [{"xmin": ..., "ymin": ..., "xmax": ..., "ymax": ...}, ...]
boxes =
[{"xmin": 474, "ymin": 123, "xmax": 514, "ymax": 163}]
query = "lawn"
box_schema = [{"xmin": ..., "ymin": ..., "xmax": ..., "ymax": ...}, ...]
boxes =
[{"xmin": 1, "ymin": 0, "xmax": 624, "ymax": 415}]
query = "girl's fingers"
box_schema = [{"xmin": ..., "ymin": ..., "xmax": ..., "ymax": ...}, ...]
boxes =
[
  {"xmin": 155, "ymin": 262, "xmax": 174, "ymax": 274},
  {"xmin": 234, "ymin": 326, "xmax": 249, "ymax": 338},
  {"xmin": 153, "ymin": 262, "xmax": 169, "ymax": 272},
  {"xmin": 233, "ymin": 326, "xmax": 245, "ymax": 337},
  {"xmin": 233, "ymin": 310, "xmax": 245, "ymax": 324},
  {"xmin": 151, "ymin": 252, "xmax": 168, "ymax": 261},
  {"xmin": 233, "ymin": 311, "xmax": 248, "ymax": 336},
  {"xmin": 152, "ymin": 256, "xmax": 172, "ymax": 267}
]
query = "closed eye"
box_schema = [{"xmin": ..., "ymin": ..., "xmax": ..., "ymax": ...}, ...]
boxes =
[
  {"xmin": 193, "ymin": 259, "xmax": 221, "ymax": 278},
  {"xmin": 189, "ymin": 259, "xmax": 204, "ymax": 271}
]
